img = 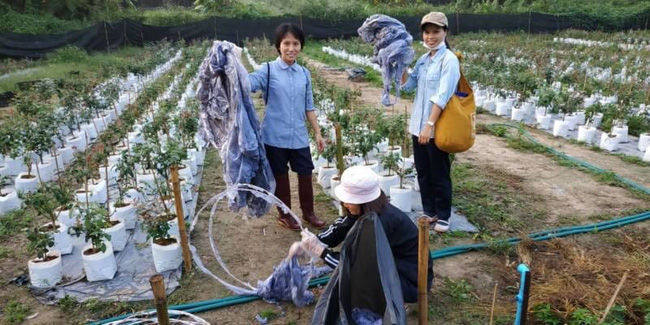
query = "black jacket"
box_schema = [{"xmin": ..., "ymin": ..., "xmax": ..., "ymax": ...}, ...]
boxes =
[{"xmin": 317, "ymin": 203, "xmax": 434, "ymax": 303}]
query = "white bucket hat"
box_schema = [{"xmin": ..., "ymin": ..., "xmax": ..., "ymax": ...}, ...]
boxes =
[{"xmin": 334, "ymin": 166, "xmax": 382, "ymax": 205}]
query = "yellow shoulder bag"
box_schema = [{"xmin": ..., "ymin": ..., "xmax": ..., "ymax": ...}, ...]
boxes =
[{"xmin": 434, "ymin": 52, "xmax": 476, "ymax": 153}]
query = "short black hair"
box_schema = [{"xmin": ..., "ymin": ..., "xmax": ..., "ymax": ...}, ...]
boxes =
[{"xmin": 274, "ymin": 23, "xmax": 305, "ymax": 54}]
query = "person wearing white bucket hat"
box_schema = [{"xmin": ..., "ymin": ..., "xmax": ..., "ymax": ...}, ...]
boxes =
[{"xmin": 289, "ymin": 166, "xmax": 433, "ymax": 304}]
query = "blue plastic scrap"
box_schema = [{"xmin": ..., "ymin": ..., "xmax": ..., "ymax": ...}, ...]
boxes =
[
  {"xmin": 352, "ymin": 308, "xmax": 383, "ymax": 325},
  {"xmin": 198, "ymin": 41, "xmax": 276, "ymax": 217},
  {"xmin": 358, "ymin": 14, "xmax": 415, "ymax": 106},
  {"xmin": 256, "ymin": 257, "xmax": 330, "ymax": 308}
]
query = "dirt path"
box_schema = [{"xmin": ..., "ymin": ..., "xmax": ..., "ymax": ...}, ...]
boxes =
[
  {"xmin": 303, "ymin": 56, "xmax": 650, "ymax": 225},
  {"xmin": 478, "ymin": 113, "xmax": 650, "ymax": 190},
  {"xmin": 306, "ymin": 58, "xmax": 414, "ymax": 113}
]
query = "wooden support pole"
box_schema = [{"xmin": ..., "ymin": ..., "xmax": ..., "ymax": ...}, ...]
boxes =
[
  {"xmin": 149, "ymin": 274, "xmax": 170, "ymax": 325},
  {"xmin": 171, "ymin": 165, "xmax": 192, "ymax": 272},
  {"xmin": 418, "ymin": 218, "xmax": 429, "ymax": 325}
]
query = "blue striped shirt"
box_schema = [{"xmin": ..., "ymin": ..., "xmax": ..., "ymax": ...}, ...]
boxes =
[
  {"xmin": 249, "ymin": 57, "xmax": 315, "ymax": 149},
  {"xmin": 401, "ymin": 46, "xmax": 460, "ymax": 137}
]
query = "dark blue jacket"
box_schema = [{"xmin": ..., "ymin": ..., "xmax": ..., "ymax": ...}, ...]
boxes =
[{"xmin": 318, "ymin": 203, "xmax": 434, "ymax": 303}]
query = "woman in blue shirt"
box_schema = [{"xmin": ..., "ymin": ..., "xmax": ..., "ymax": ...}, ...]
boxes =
[
  {"xmin": 401, "ymin": 12, "xmax": 460, "ymax": 233},
  {"xmin": 249, "ymin": 23, "xmax": 327, "ymax": 231}
]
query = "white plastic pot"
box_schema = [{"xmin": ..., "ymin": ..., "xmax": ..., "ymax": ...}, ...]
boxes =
[
  {"xmin": 330, "ymin": 175, "xmax": 341, "ymax": 198},
  {"xmin": 389, "ymin": 185, "xmax": 412, "ymax": 213},
  {"xmin": 82, "ymin": 241, "xmax": 117, "ymax": 282},
  {"xmin": 58, "ymin": 147, "xmax": 74, "ymax": 166},
  {"xmin": 483, "ymin": 99, "xmax": 496, "ymax": 112},
  {"xmin": 88, "ymin": 179, "xmax": 107, "ymax": 204},
  {"xmin": 643, "ymin": 147, "xmax": 650, "ymax": 162},
  {"xmin": 577, "ymin": 126, "xmax": 597, "ymax": 144},
  {"xmin": 379, "ymin": 172, "xmax": 399, "ymax": 197},
  {"xmin": 553, "ymin": 120, "xmax": 570, "ymax": 137},
  {"xmin": 190, "ymin": 148, "xmax": 205, "ymax": 166},
  {"xmin": 399, "ymin": 157, "xmax": 415, "ymax": 172},
  {"xmin": 33, "ymin": 160, "xmax": 55, "ymax": 183},
  {"xmin": 55, "ymin": 206, "xmax": 78, "ymax": 227},
  {"xmin": 522, "ymin": 102, "xmax": 535, "ymax": 118},
  {"xmin": 565, "ymin": 114, "xmax": 578, "ymax": 131},
  {"xmin": 28, "ymin": 250, "xmax": 62, "ymax": 288},
  {"xmin": 511, "ymin": 107, "xmax": 525, "ymax": 121},
  {"xmin": 93, "ymin": 117, "xmax": 106, "ymax": 133},
  {"xmin": 0, "ymin": 189, "xmax": 22, "ymax": 215},
  {"xmin": 184, "ymin": 156, "xmax": 198, "ymax": 176},
  {"xmin": 124, "ymin": 188, "xmax": 144, "ymax": 204},
  {"xmin": 66, "ymin": 134, "xmax": 87, "ymax": 153},
  {"xmin": 592, "ymin": 113, "xmax": 604, "ymax": 128},
  {"xmin": 15, "ymin": 172, "xmax": 40, "ymax": 194},
  {"xmin": 0, "ymin": 157, "xmax": 27, "ymax": 176},
  {"xmin": 360, "ymin": 160, "xmax": 380, "ymax": 174},
  {"xmin": 80, "ymin": 123, "xmax": 97, "ymax": 141},
  {"xmin": 376, "ymin": 140, "xmax": 389, "ymax": 154},
  {"xmin": 317, "ymin": 166, "xmax": 338, "ymax": 188},
  {"xmin": 136, "ymin": 171, "xmax": 157, "ymax": 195},
  {"xmin": 638, "ymin": 133, "xmax": 650, "ymax": 152},
  {"xmin": 107, "ymin": 154, "xmax": 122, "ymax": 166},
  {"xmin": 599, "ymin": 133, "xmax": 620, "ymax": 152},
  {"xmin": 575, "ymin": 111, "xmax": 586, "ymax": 125},
  {"xmin": 386, "ymin": 146, "xmax": 402, "ymax": 158},
  {"xmin": 41, "ymin": 222, "xmax": 73, "ymax": 255},
  {"xmin": 495, "ymin": 102, "xmax": 511, "ymax": 116},
  {"xmin": 151, "ymin": 237, "xmax": 183, "ymax": 273},
  {"xmin": 475, "ymin": 95, "xmax": 486, "ymax": 108},
  {"xmin": 167, "ymin": 216, "xmax": 179, "ymax": 237},
  {"xmin": 179, "ymin": 178, "xmax": 193, "ymax": 202},
  {"xmin": 103, "ymin": 218, "xmax": 127, "ymax": 252},
  {"xmin": 166, "ymin": 198, "xmax": 189, "ymax": 219},
  {"xmin": 178, "ymin": 164, "xmax": 194, "ymax": 185},
  {"xmin": 75, "ymin": 188, "xmax": 103, "ymax": 206},
  {"xmin": 535, "ymin": 106, "xmax": 548, "ymax": 118},
  {"xmin": 110, "ymin": 202, "xmax": 137, "ymax": 230},
  {"xmin": 99, "ymin": 164, "xmax": 119, "ymax": 186},
  {"xmin": 312, "ymin": 155, "xmax": 327, "ymax": 170},
  {"xmin": 612, "ymin": 126, "xmax": 628, "ymax": 143}
]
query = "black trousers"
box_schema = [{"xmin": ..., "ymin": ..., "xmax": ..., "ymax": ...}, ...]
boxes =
[
  {"xmin": 264, "ymin": 144, "xmax": 314, "ymax": 176},
  {"xmin": 412, "ymin": 136, "xmax": 452, "ymax": 221}
]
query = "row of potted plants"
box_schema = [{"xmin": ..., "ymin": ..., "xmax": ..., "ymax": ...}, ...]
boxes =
[
  {"xmin": 0, "ymin": 49, "xmax": 184, "ymax": 217},
  {"xmin": 25, "ymin": 42, "xmax": 209, "ymax": 288}
]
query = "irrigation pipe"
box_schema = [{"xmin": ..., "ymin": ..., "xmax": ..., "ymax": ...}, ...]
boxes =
[{"xmin": 92, "ymin": 126, "xmax": 650, "ymax": 324}]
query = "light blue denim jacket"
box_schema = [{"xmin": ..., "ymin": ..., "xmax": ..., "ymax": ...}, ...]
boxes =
[
  {"xmin": 401, "ymin": 46, "xmax": 460, "ymax": 137},
  {"xmin": 249, "ymin": 57, "xmax": 315, "ymax": 149}
]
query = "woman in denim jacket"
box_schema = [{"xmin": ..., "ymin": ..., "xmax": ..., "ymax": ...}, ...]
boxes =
[{"xmin": 401, "ymin": 12, "xmax": 460, "ymax": 233}]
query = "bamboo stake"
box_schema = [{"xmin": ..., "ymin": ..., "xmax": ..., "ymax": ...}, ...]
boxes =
[
  {"xmin": 171, "ymin": 165, "xmax": 192, "ymax": 272},
  {"xmin": 418, "ymin": 217, "xmax": 429, "ymax": 325},
  {"xmin": 598, "ymin": 271, "xmax": 628, "ymax": 324},
  {"xmin": 489, "ymin": 283, "xmax": 498, "ymax": 325},
  {"xmin": 52, "ymin": 146, "xmax": 64, "ymax": 191},
  {"xmin": 149, "ymin": 274, "xmax": 170, "ymax": 325}
]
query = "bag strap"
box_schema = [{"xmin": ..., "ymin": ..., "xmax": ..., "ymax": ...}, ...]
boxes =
[{"xmin": 264, "ymin": 62, "xmax": 270, "ymax": 105}]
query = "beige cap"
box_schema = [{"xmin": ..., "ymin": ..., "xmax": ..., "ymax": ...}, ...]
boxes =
[{"xmin": 421, "ymin": 12, "xmax": 448, "ymax": 28}]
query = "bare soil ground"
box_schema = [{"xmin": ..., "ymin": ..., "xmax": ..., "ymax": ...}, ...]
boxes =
[{"xmin": 1, "ymin": 55, "xmax": 648, "ymax": 325}]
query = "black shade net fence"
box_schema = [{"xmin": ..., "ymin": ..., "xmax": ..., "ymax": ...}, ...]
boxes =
[{"xmin": 1, "ymin": 12, "xmax": 649, "ymax": 60}]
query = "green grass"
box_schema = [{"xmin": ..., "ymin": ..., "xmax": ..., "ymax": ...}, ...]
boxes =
[
  {"xmin": 451, "ymin": 162, "xmax": 536, "ymax": 234},
  {"xmin": 0, "ymin": 46, "xmax": 151, "ymax": 93},
  {"xmin": 3, "ymin": 301, "xmax": 30, "ymax": 324},
  {"xmin": 0, "ymin": 209, "xmax": 34, "ymax": 240}
]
